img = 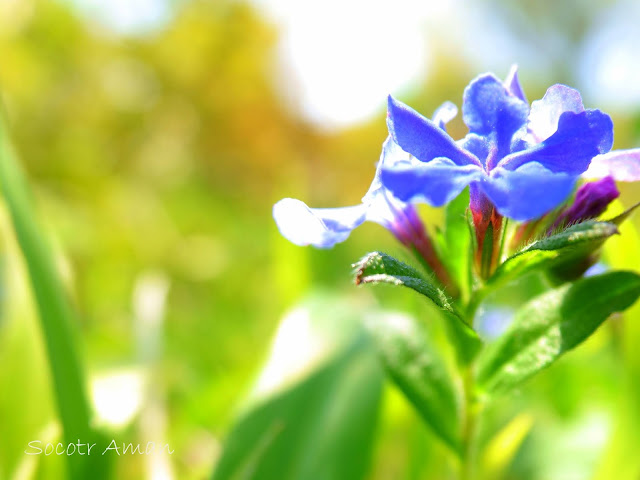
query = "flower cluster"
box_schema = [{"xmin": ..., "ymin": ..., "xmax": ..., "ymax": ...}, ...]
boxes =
[{"xmin": 273, "ymin": 66, "xmax": 640, "ymax": 284}]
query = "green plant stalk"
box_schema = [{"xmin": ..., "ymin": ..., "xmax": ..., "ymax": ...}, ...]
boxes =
[
  {"xmin": 0, "ymin": 112, "xmax": 99, "ymax": 479},
  {"xmin": 466, "ymin": 287, "xmax": 488, "ymax": 322},
  {"xmin": 459, "ymin": 291, "xmax": 481, "ymax": 480}
]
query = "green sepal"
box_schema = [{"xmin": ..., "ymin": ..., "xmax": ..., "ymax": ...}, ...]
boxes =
[{"xmin": 480, "ymin": 221, "xmax": 495, "ymax": 280}]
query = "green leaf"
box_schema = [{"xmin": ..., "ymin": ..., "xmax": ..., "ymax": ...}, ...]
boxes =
[
  {"xmin": 354, "ymin": 251, "xmax": 482, "ymax": 364},
  {"xmin": 355, "ymin": 251, "xmax": 462, "ymax": 320},
  {"xmin": 605, "ymin": 200, "xmax": 640, "ymax": 226},
  {"xmin": 211, "ymin": 336, "xmax": 383, "ymax": 480},
  {"xmin": 486, "ymin": 221, "xmax": 618, "ymax": 289},
  {"xmin": 366, "ymin": 313, "xmax": 462, "ymax": 454},
  {"xmin": 476, "ymin": 271, "xmax": 640, "ymax": 394}
]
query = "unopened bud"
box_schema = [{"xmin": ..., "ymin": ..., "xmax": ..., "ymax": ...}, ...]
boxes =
[{"xmin": 552, "ymin": 176, "xmax": 619, "ymax": 231}]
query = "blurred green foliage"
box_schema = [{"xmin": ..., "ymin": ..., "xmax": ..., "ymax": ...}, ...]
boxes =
[{"xmin": 0, "ymin": 1, "xmax": 639, "ymax": 479}]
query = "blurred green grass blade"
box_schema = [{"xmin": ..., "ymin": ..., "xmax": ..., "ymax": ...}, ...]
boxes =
[
  {"xmin": 0, "ymin": 113, "xmax": 100, "ymax": 479},
  {"xmin": 476, "ymin": 271, "xmax": 640, "ymax": 395},
  {"xmin": 366, "ymin": 313, "xmax": 462, "ymax": 455},
  {"xmin": 480, "ymin": 412, "xmax": 533, "ymax": 478},
  {"xmin": 212, "ymin": 336, "xmax": 383, "ymax": 480}
]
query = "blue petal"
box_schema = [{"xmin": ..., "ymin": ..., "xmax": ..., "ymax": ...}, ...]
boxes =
[
  {"xmin": 503, "ymin": 65, "xmax": 528, "ymax": 103},
  {"xmin": 480, "ymin": 163, "xmax": 577, "ymax": 221},
  {"xmin": 381, "ymin": 157, "xmax": 483, "ymax": 207},
  {"xmin": 458, "ymin": 133, "xmax": 490, "ymax": 162},
  {"xmin": 362, "ymin": 137, "xmax": 414, "ymax": 227},
  {"xmin": 363, "ymin": 137, "xmax": 405, "ymax": 201},
  {"xmin": 527, "ymin": 84, "xmax": 585, "ymax": 142},
  {"xmin": 432, "ymin": 101, "xmax": 458, "ymax": 131},
  {"xmin": 462, "ymin": 74, "xmax": 530, "ymax": 163},
  {"xmin": 273, "ymin": 198, "xmax": 366, "ymax": 248},
  {"xmin": 274, "ymin": 138, "xmax": 418, "ymax": 249},
  {"xmin": 585, "ymin": 149, "xmax": 640, "ymax": 182},
  {"xmin": 498, "ymin": 109, "xmax": 613, "ymax": 175},
  {"xmin": 387, "ymin": 96, "xmax": 480, "ymax": 167}
]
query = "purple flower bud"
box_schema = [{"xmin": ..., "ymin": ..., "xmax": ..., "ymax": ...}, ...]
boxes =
[
  {"xmin": 553, "ymin": 176, "xmax": 619, "ymax": 229},
  {"xmin": 384, "ymin": 203, "xmax": 457, "ymax": 295}
]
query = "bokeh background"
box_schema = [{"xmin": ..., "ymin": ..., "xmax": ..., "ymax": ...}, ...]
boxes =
[{"xmin": 1, "ymin": 0, "xmax": 640, "ymax": 479}]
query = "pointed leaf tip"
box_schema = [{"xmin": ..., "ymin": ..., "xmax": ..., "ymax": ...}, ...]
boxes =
[
  {"xmin": 605, "ymin": 200, "xmax": 640, "ymax": 226},
  {"xmin": 354, "ymin": 252, "xmax": 460, "ymax": 316},
  {"xmin": 486, "ymin": 220, "xmax": 619, "ymax": 289}
]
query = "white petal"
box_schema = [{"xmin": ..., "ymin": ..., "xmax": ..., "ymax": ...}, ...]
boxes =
[
  {"xmin": 528, "ymin": 84, "xmax": 584, "ymax": 142},
  {"xmin": 584, "ymin": 149, "xmax": 640, "ymax": 181},
  {"xmin": 273, "ymin": 198, "xmax": 366, "ymax": 248}
]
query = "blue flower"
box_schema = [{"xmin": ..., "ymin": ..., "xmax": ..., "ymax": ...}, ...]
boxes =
[
  {"xmin": 380, "ymin": 67, "xmax": 615, "ymax": 221},
  {"xmin": 273, "ymin": 102, "xmax": 458, "ymax": 249},
  {"xmin": 273, "ymin": 104, "xmax": 462, "ymax": 289},
  {"xmin": 273, "ymin": 138, "xmax": 417, "ymax": 248}
]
